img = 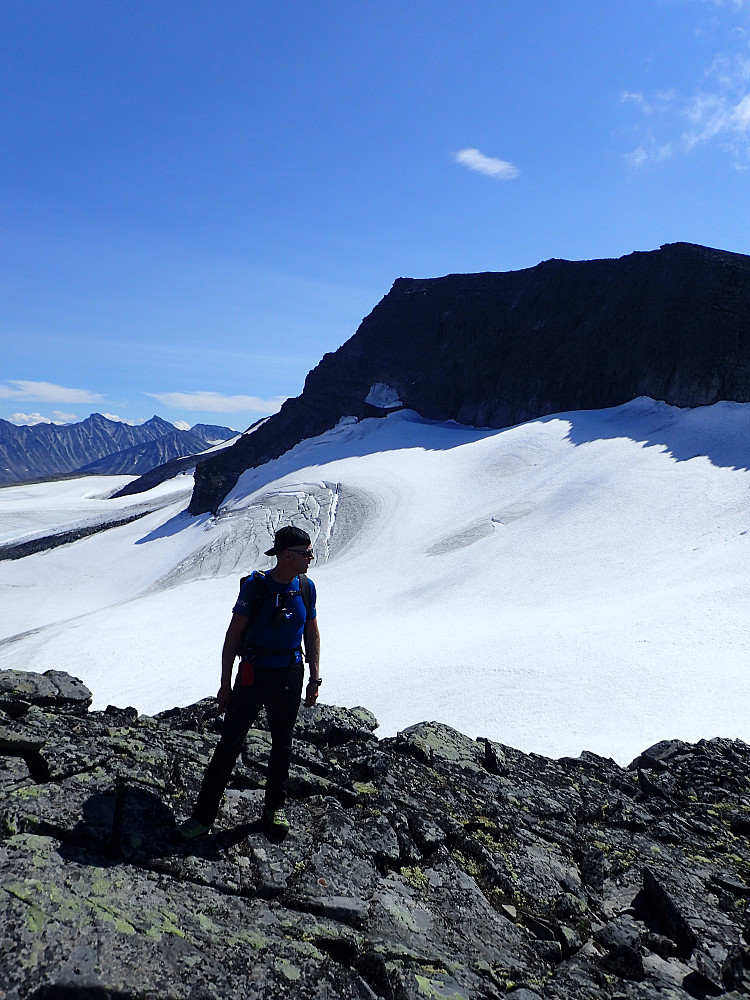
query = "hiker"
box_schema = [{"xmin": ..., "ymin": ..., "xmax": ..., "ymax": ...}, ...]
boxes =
[{"xmin": 178, "ymin": 525, "xmax": 320, "ymax": 838}]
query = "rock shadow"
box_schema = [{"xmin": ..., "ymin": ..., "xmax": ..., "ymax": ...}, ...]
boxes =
[
  {"xmin": 59, "ymin": 784, "xmax": 276, "ymax": 867},
  {"xmin": 58, "ymin": 785, "xmax": 174, "ymax": 866}
]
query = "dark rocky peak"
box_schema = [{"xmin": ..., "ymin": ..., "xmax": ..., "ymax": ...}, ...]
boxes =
[
  {"xmin": 187, "ymin": 242, "xmax": 750, "ymax": 514},
  {"xmin": 85, "ymin": 412, "xmax": 117, "ymax": 425},
  {"xmin": 189, "ymin": 423, "xmax": 237, "ymax": 444},
  {"xmin": 79, "ymin": 414, "xmax": 176, "ymax": 453},
  {"xmin": 132, "ymin": 415, "xmax": 178, "ymax": 436},
  {"xmin": 2, "ymin": 668, "xmax": 750, "ymax": 998},
  {"xmin": 111, "ymin": 424, "xmax": 240, "ymax": 499}
]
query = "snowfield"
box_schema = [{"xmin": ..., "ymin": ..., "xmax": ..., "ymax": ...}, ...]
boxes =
[{"xmin": 1, "ymin": 398, "xmax": 749, "ymax": 764}]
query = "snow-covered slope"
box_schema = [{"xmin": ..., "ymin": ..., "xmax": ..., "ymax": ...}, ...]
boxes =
[{"xmin": 1, "ymin": 398, "xmax": 749, "ymax": 764}]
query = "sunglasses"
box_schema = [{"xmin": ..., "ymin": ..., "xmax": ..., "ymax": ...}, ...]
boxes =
[{"xmin": 286, "ymin": 547, "xmax": 314, "ymax": 558}]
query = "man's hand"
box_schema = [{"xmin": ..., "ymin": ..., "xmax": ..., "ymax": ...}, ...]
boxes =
[
  {"xmin": 303, "ymin": 617, "xmax": 320, "ymax": 709},
  {"xmin": 304, "ymin": 680, "xmax": 320, "ymax": 708},
  {"xmin": 217, "ymin": 681, "xmax": 232, "ymax": 714}
]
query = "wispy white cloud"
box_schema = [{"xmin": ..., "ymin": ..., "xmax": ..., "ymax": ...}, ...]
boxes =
[
  {"xmin": 626, "ymin": 145, "xmax": 650, "ymax": 168},
  {"xmin": 622, "ymin": 16, "xmax": 750, "ymax": 167},
  {"xmin": 7, "ymin": 411, "xmax": 80, "ymax": 425},
  {"xmin": 621, "ymin": 90, "xmax": 678, "ymax": 114},
  {"xmin": 695, "ymin": 0, "xmax": 749, "ymax": 8},
  {"xmin": 145, "ymin": 391, "xmax": 286, "ymax": 414},
  {"xmin": 0, "ymin": 380, "xmax": 105, "ymax": 404},
  {"xmin": 453, "ymin": 148, "xmax": 520, "ymax": 180},
  {"xmin": 625, "ymin": 140, "xmax": 674, "ymax": 167},
  {"xmin": 7, "ymin": 412, "xmax": 56, "ymax": 426},
  {"xmin": 682, "ymin": 82, "xmax": 750, "ymax": 151}
]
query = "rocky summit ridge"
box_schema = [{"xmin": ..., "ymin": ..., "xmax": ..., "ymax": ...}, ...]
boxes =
[
  {"xmin": 183, "ymin": 242, "xmax": 750, "ymax": 514},
  {"xmin": 2, "ymin": 669, "xmax": 750, "ymax": 999}
]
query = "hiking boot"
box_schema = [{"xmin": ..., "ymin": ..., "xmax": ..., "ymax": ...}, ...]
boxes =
[
  {"xmin": 176, "ymin": 817, "xmax": 211, "ymax": 840},
  {"xmin": 263, "ymin": 807, "xmax": 290, "ymax": 833}
]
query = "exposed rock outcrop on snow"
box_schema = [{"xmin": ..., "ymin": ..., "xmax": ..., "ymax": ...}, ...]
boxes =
[
  {"xmin": 186, "ymin": 242, "xmax": 750, "ymax": 514},
  {"xmin": 2, "ymin": 669, "xmax": 750, "ymax": 999}
]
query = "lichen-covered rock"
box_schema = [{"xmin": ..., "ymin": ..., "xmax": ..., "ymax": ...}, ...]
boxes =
[
  {"xmin": 0, "ymin": 668, "xmax": 91, "ymax": 718},
  {"xmin": 393, "ymin": 720, "xmax": 485, "ymax": 771},
  {"xmin": 288, "ymin": 702, "xmax": 378, "ymax": 748},
  {"xmin": 2, "ymin": 669, "xmax": 750, "ymax": 999}
]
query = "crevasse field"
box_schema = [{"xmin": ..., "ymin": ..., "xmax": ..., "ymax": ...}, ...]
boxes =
[{"xmin": 1, "ymin": 397, "xmax": 749, "ymax": 765}]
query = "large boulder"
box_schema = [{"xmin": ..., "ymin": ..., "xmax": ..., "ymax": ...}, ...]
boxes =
[{"xmin": 0, "ymin": 669, "xmax": 91, "ymax": 719}]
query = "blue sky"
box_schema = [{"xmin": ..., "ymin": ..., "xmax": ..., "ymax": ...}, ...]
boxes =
[{"xmin": 2, "ymin": 0, "xmax": 750, "ymax": 429}]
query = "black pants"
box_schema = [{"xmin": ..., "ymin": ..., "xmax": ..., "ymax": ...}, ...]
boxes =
[{"xmin": 193, "ymin": 662, "xmax": 304, "ymax": 825}]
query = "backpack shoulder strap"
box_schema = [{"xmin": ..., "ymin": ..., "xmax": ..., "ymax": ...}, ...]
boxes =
[
  {"xmin": 239, "ymin": 570, "xmax": 271, "ymax": 627},
  {"xmin": 298, "ymin": 573, "xmax": 312, "ymax": 620}
]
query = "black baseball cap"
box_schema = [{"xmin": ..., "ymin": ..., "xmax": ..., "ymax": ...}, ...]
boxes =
[{"xmin": 264, "ymin": 525, "xmax": 312, "ymax": 556}]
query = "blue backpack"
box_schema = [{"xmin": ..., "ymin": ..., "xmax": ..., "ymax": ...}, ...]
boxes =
[{"xmin": 238, "ymin": 570, "xmax": 313, "ymax": 653}]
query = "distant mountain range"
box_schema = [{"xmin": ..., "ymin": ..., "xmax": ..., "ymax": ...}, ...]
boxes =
[{"xmin": 0, "ymin": 413, "xmax": 235, "ymax": 484}]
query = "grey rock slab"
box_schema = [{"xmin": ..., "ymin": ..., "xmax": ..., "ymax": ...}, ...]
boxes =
[
  {"xmin": 0, "ymin": 668, "xmax": 58, "ymax": 706},
  {"xmin": 293, "ymin": 703, "xmax": 379, "ymax": 747},
  {"xmin": 0, "ymin": 755, "xmax": 32, "ymax": 796},
  {"xmin": 1, "ymin": 767, "xmax": 117, "ymax": 845},
  {"xmin": 594, "ymin": 913, "xmax": 642, "ymax": 951},
  {"xmin": 370, "ymin": 855, "xmax": 542, "ymax": 981},
  {"xmin": 642, "ymin": 864, "xmax": 745, "ymax": 991},
  {"xmin": 0, "ymin": 667, "xmax": 91, "ymax": 717},
  {"xmin": 0, "ymin": 720, "xmax": 46, "ymax": 758},
  {"xmin": 43, "ymin": 668, "xmax": 93, "ymax": 712},
  {"xmin": 317, "ymin": 894, "xmax": 370, "ymax": 926},
  {"xmin": 630, "ymin": 739, "xmax": 701, "ymax": 772},
  {"xmin": 0, "ymin": 832, "xmax": 373, "ymax": 1000},
  {"xmin": 408, "ymin": 812, "xmax": 447, "ymax": 853},
  {"xmin": 393, "ymin": 720, "xmax": 486, "ymax": 771},
  {"xmin": 294, "ymin": 798, "xmax": 387, "ymax": 900},
  {"xmin": 154, "ymin": 695, "xmax": 221, "ymax": 730},
  {"xmin": 2, "ymin": 706, "xmax": 168, "ymax": 784}
]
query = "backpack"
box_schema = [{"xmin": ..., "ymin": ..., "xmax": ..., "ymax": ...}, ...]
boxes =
[{"xmin": 238, "ymin": 570, "xmax": 313, "ymax": 655}]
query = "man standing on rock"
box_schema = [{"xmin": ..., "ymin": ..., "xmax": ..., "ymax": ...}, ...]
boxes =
[{"xmin": 178, "ymin": 525, "xmax": 321, "ymax": 839}]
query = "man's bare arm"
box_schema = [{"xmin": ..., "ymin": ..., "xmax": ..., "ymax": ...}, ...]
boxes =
[
  {"xmin": 303, "ymin": 617, "xmax": 321, "ymax": 707},
  {"xmin": 218, "ymin": 613, "xmax": 248, "ymax": 712}
]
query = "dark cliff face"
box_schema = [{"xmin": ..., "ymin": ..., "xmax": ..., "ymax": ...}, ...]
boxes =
[{"xmin": 189, "ymin": 243, "xmax": 750, "ymax": 514}]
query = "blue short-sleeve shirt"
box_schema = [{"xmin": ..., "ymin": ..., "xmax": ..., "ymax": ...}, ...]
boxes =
[{"xmin": 234, "ymin": 573, "xmax": 316, "ymax": 668}]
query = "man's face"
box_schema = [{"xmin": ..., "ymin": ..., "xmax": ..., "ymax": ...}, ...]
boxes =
[{"xmin": 284, "ymin": 545, "xmax": 314, "ymax": 568}]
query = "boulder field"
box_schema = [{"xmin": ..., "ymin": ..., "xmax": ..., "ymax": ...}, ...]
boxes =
[{"xmin": 1, "ymin": 669, "xmax": 750, "ymax": 999}]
